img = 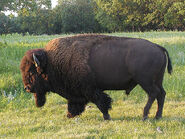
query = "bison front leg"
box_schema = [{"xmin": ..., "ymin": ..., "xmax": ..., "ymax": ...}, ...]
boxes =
[
  {"xmin": 67, "ymin": 100, "xmax": 88, "ymax": 118},
  {"xmin": 91, "ymin": 91, "xmax": 112, "ymax": 120}
]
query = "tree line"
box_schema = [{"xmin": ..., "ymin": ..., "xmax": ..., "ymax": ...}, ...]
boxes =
[{"xmin": 0, "ymin": 0, "xmax": 184, "ymax": 35}]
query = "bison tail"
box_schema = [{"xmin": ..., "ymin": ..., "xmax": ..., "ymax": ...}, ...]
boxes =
[
  {"xmin": 159, "ymin": 46, "xmax": 173, "ymax": 74},
  {"xmin": 166, "ymin": 50, "xmax": 173, "ymax": 74}
]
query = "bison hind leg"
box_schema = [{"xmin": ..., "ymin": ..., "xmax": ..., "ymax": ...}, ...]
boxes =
[
  {"xmin": 155, "ymin": 85, "xmax": 166, "ymax": 119},
  {"xmin": 139, "ymin": 83, "xmax": 161, "ymax": 120}
]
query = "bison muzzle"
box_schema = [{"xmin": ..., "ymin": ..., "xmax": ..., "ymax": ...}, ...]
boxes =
[{"xmin": 20, "ymin": 34, "xmax": 172, "ymax": 120}]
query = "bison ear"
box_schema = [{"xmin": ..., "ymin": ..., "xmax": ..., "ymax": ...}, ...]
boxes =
[{"xmin": 32, "ymin": 49, "xmax": 47, "ymax": 74}]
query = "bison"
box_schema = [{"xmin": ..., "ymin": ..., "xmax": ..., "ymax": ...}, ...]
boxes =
[{"xmin": 20, "ymin": 34, "xmax": 172, "ymax": 120}]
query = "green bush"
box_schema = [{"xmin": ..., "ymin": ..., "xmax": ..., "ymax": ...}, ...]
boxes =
[
  {"xmin": 58, "ymin": 0, "xmax": 100, "ymax": 33},
  {"xmin": 0, "ymin": 0, "xmax": 184, "ymax": 34},
  {"xmin": 0, "ymin": 13, "xmax": 20, "ymax": 34},
  {"xmin": 94, "ymin": 0, "xmax": 185, "ymax": 32}
]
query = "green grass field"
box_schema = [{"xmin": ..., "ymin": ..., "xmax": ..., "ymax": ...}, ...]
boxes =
[{"xmin": 0, "ymin": 32, "xmax": 185, "ymax": 138}]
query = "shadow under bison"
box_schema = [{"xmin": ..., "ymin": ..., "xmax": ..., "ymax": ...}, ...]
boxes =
[{"xmin": 20, "ymin": 34, "xmax": 172, "ymax": 120}]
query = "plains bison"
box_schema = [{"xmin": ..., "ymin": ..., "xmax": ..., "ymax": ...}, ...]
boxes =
[{"xmin": 20, "ymin": 34, "xmax": 172, "ymax": 120}]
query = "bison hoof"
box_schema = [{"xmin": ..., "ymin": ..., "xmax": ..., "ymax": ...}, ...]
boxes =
[
  {"xmin": 67, "ymin": 112, "xmax": 75, "ymax": 118},
  {"xmin": 155, "ymin": 116, "xmax": 162, "ymax": 120},
  {"xmin": 103, "ymin": 114, "xmax": 111, "ymax": 120},
  {"xmin": 142, "ymin": 116, "xmax": 148, "ymax": 121}
]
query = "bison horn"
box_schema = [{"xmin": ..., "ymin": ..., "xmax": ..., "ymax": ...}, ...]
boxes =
[{"xmin": 33, "ymin": 53, "xmax": 40, "ymax": 67}]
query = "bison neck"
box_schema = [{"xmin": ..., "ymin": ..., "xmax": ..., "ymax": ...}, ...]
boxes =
[
  {"xmin": 45, "ymin": 42, "xmax": 94, "ymax": 99},
  {"xmin": 46, "ymin": 63, "xmax": 83, "ymax": 100}
]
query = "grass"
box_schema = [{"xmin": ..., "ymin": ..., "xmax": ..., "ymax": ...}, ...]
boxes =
[{"xmin": 0, "ymin": 31, "xmax": 185, "ymax": 138}]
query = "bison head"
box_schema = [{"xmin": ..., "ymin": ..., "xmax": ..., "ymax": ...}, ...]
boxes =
[{"xmin": 20, "ymin": 49, "xmax": 49, "ymax": 107}]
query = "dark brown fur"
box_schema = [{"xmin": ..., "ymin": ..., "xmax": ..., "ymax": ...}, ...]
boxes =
[{"xmin": 20, "ymin": 34, "xmax": 172, "ymax": 120}]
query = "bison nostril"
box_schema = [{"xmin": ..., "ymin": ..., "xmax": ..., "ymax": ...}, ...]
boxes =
[{"xmin": 24, "ymin": 86, "xmax": 30, "ymax": 91}]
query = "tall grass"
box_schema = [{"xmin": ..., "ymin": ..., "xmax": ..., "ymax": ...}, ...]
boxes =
[{"xmin": 0, "ymin": 32, "xmax": 184, "ymax": 138}]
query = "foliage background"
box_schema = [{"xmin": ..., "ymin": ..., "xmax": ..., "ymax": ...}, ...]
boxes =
[{"xmin": 0, "ymin": 0, "xmax": 185, "ymax": 34}]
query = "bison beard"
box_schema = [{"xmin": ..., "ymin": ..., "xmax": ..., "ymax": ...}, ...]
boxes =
[
  {"xmin": 34, "ymin": 93, "xmax": 46, "ymax": 107},
  {"xmin": 20, "ymin": 34, "xmax": 172, "ymax": 120}
]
